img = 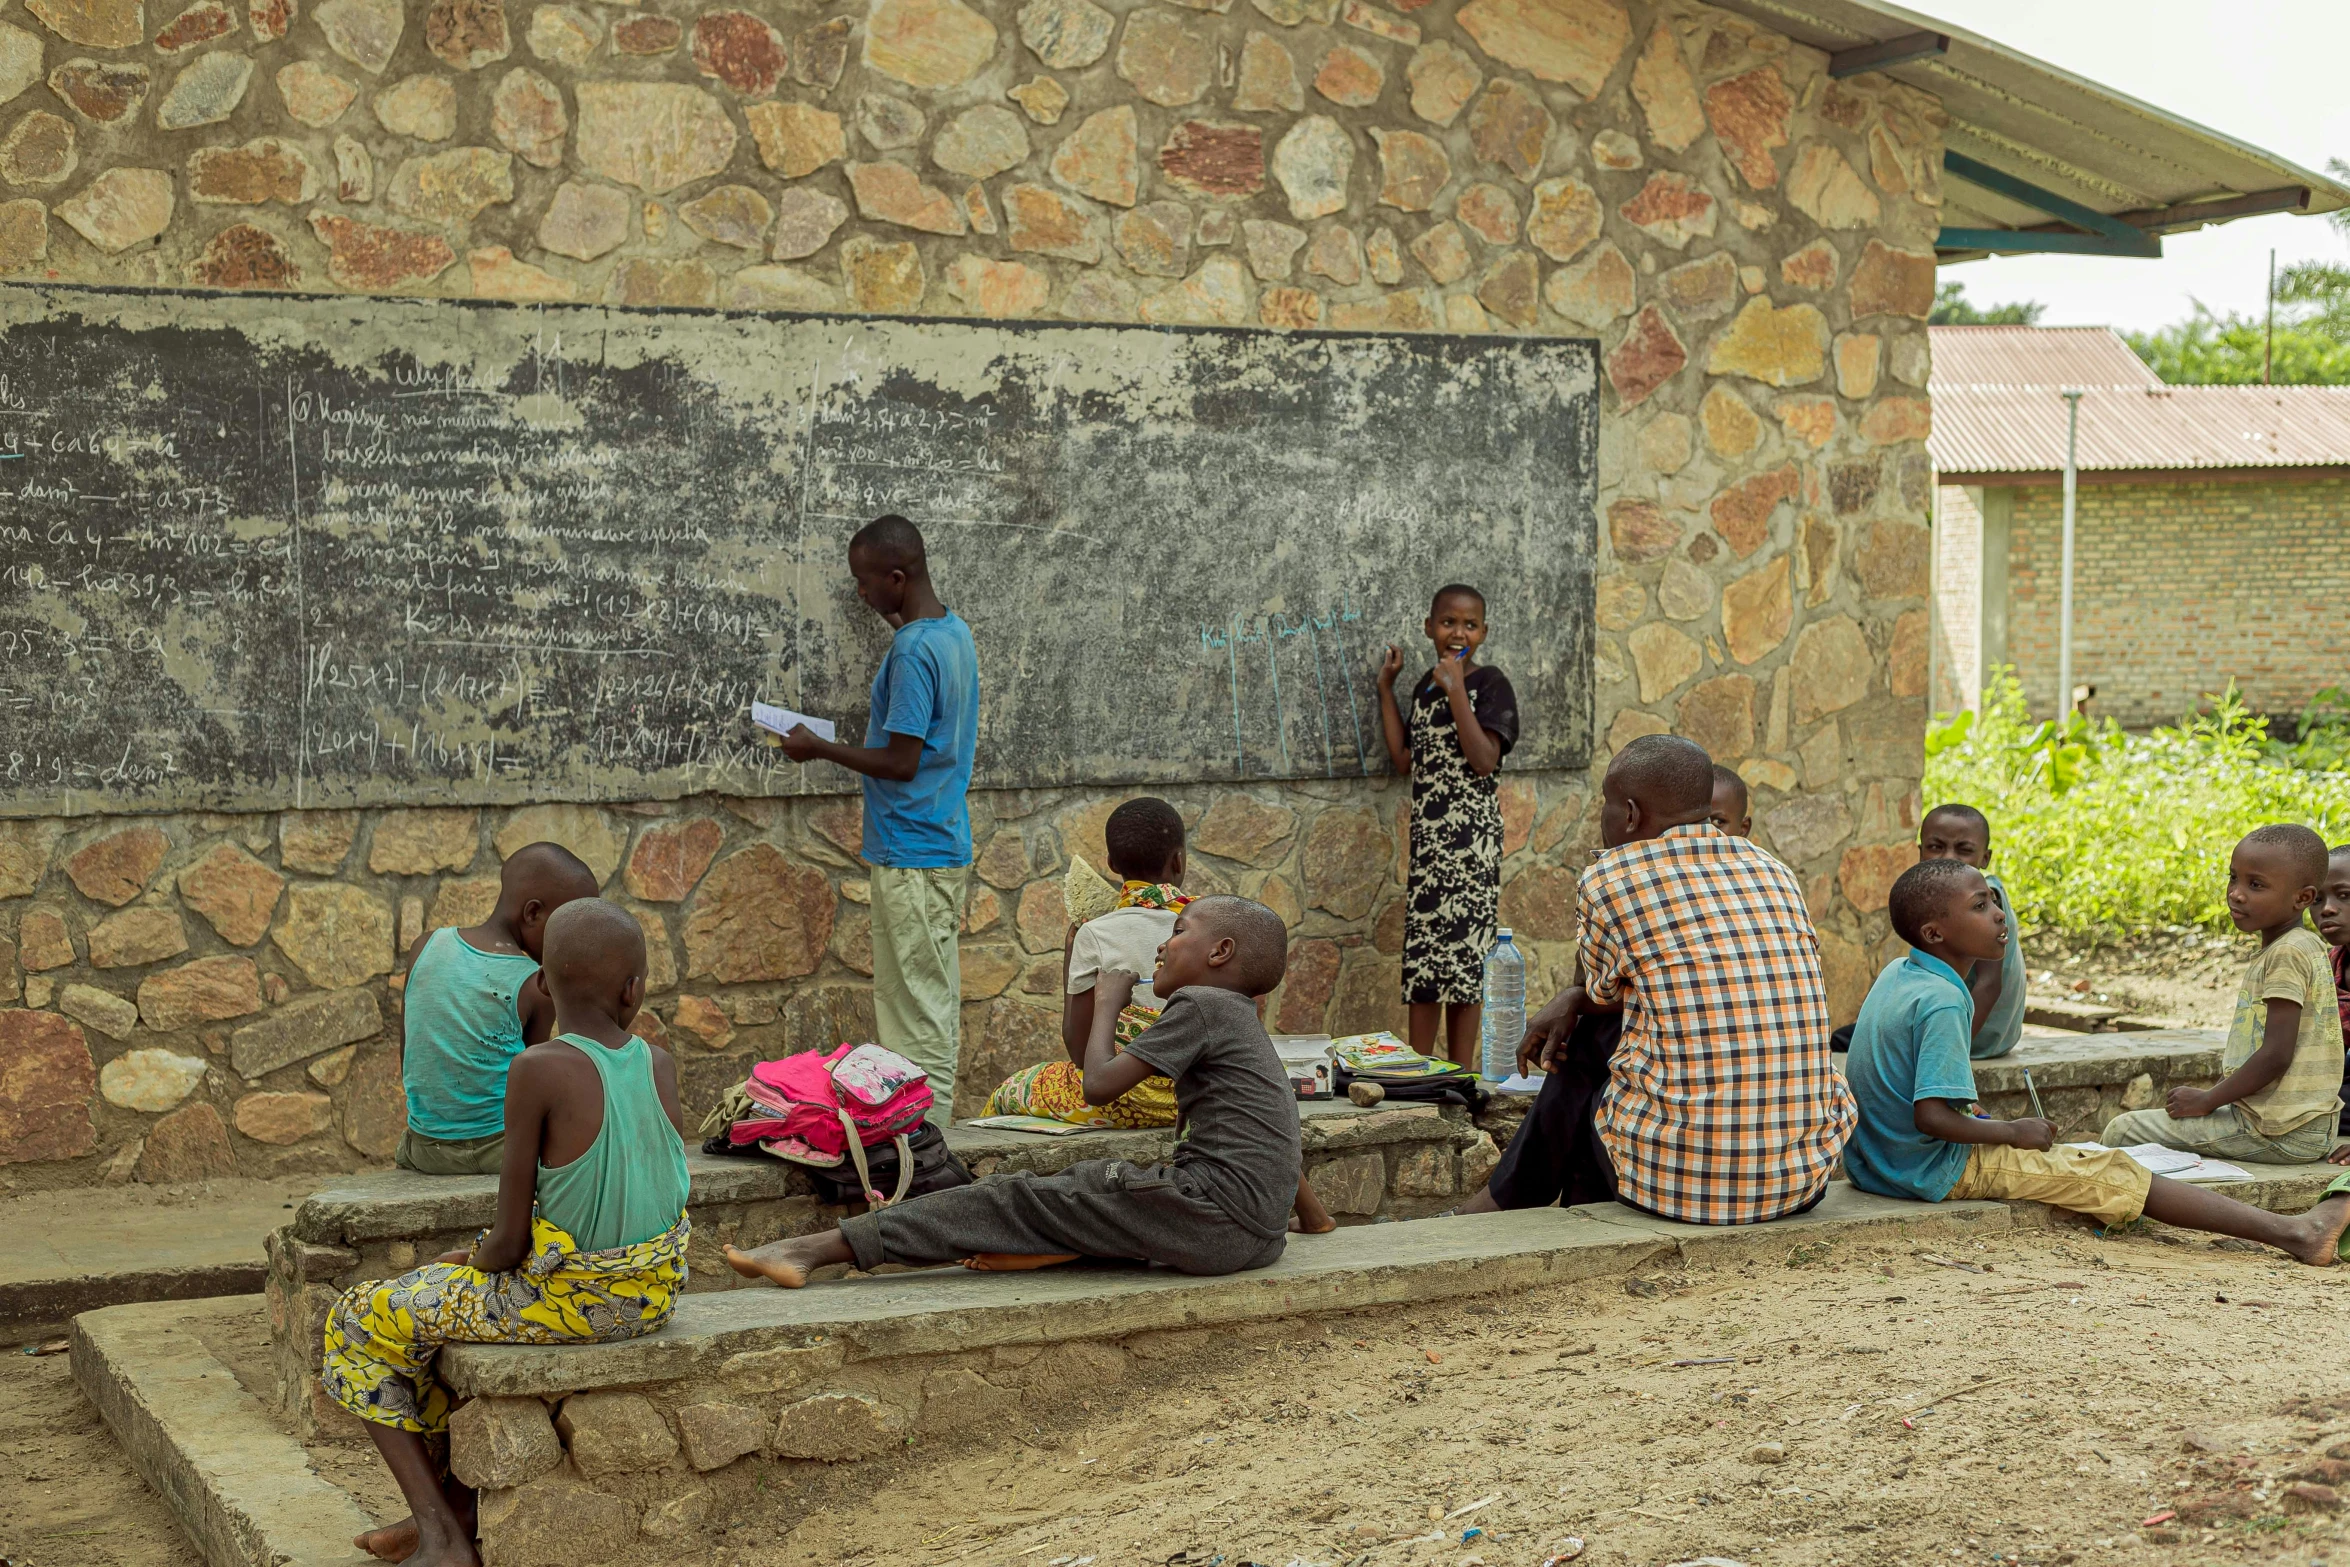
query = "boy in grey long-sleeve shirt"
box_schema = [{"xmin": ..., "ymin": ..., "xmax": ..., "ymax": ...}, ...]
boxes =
[{"xmin": 721, "ymin": 896, "xmax": 1305, "ymax": 1284}]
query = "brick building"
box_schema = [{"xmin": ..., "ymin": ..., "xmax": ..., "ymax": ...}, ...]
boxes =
[{"xmin": 1931, "ymin": 325, "xmax": 2350, "ymax": 726}]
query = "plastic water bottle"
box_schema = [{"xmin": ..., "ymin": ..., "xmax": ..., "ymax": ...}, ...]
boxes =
[{"xmin": 1479, "ymin": 928, "xmax": 1526, "ymax": 1082}]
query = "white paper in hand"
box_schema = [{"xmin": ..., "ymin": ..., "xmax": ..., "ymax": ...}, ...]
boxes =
[{"xmin": 751, "ymin": 702, "xmax": 837, "ymax": 743}]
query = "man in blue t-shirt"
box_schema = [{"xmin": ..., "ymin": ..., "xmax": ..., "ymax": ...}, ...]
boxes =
[{"xmin": 777, "ymin": 515, "xmax": 979, "ymax": 1124}]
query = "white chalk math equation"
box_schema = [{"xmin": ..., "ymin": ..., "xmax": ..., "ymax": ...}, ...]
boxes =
[{"xmin": 1197, "ymin": 591, "xmax": 1381, "ymax": 780}]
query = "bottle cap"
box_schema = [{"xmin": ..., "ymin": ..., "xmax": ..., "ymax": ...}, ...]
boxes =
[{"xmin": 1496, "ymin": 927, "xmax": 1513, "ymax": 940}]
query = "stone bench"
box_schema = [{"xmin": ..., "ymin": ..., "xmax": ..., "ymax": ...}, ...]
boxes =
[
  {"xmin": 428, "ymin": 1186, "xmax": 2007, "ymax": 1560},
  {"xmin": 264, "ymin": 1099, "xmax": 1493, "ymax": 1435},
  {"xmin": 1968, "ymin": 1027, "xmax": 2223, "ymax": 1139}
]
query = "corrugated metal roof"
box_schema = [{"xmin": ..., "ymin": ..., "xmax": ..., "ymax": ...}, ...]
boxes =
[
  {"xmin": 1927, "ymin": 327, "xmax": 2350, "ymax": 473},
  {"xmin": 1705, "ymin": 0, "xmax": 2350, "ymax": 248},
  {"xmin": 1928, "ymin": 325, "xmax": 2162, "ymax": 390}
]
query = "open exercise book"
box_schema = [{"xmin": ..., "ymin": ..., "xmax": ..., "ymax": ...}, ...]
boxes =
[{"xmin": 2067, "ymin": 1142, "xmax": 2252, "ymax": 1183}]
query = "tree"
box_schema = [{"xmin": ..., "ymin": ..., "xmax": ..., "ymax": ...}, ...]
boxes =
[
  {"xmin": 2124, "ymin": 305, "xmax": 2350, "ymax": 385},
  {"xmin": 2125, "ymin": 155, "xmax": 2350, "ymax": 384},
  {"xmin": 1929, "ymin": 281, "xmax": 2046, "ymax": 325}
]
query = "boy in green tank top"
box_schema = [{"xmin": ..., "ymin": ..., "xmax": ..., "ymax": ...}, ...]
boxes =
[
  {"xmin": 324, "ymin": 899, "xmax": 691, "ymax": 1567},
  {"xmin": 396, "ymin": 842, "xmax": 599, "ymax": 1175}
]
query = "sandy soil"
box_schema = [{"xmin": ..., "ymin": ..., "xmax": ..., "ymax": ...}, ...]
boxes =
[
  {"xmin": 15, "ymin": 1218, "xmax": 2350, "ymax": 1567},
  {"xmin": 0, "ymin": 1338, "xmax": 200, "ymax": 1567},
  {"xmin": 733, "ymin": 1222, "xmax": 2350, "ymax": 1567}
]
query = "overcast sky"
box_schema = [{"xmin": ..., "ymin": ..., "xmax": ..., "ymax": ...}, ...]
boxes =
[{"xmin": 1915, "ymin": 1, "xmax": 2350, "ymax": 333}]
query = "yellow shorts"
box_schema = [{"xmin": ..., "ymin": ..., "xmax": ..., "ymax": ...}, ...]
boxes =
[{"xmin": 1948, "ymin": 1142, "xmax": 2151, "ymax": 1225}]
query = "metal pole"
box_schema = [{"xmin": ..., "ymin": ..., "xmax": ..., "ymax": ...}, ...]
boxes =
[
  {"xmin": 2059, "ymin": 389, "xmax": 2083, "ymax": 718},
  {"xmin": 2266, "ymin": 249, "xmax": 2276, "ymax": 386}
]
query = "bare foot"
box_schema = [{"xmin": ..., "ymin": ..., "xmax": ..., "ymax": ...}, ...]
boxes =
[
  {"xmin": 2284, "ymin": 1193, "xmax": 2350, "ymax": 1266},
  {"xmin": 355, "ymin": 1518, "xmax": 417, "ymax": 1562},
  {"xmin": 401, "ymin": 1535, "xmax": 481, "ymax": 1567},
  {"xmin": 723, "ymin": 1242, "xmax": 809, "ymax": 1288},
  {"xmin": 960, "ymin": 1252, "xmax": 1080, "ymax": 1271}
]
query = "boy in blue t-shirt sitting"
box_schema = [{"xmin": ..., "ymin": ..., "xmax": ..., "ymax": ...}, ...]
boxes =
[{"xmin": 1845, "ymin": 858, "xmax": 2350, "ymax": 1264}]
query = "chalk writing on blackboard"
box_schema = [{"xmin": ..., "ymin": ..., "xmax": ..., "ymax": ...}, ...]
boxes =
[{"xmin": 0, "ymin": 284, "xmax": 1598, "ymax": 816}]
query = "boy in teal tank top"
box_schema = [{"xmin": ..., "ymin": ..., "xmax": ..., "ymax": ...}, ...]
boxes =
[
  {"xmin": 396, "ymin": 843, "xmax": 599, "ymax": 1175},
  {"xmin": 323, "ymin": 898, "xmax": 690, "ymax": 1567}
]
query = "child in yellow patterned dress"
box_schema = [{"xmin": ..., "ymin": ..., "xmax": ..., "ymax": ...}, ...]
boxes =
[
  {"xmin": 986, "ymin": 797, "xmax": 1194, "ymax": 1129},
  {"xmin": 324, "ymin": 899, "xmax": 691, "ymax": 1567}
]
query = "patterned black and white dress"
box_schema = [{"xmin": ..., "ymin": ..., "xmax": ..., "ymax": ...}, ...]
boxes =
[{"xmin": 1402, "ymin": 664, "xmax": 1520, "ymax": 1006}]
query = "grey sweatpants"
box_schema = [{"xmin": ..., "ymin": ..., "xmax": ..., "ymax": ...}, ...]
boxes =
[{"xmin": 839, "ymin": 1158, "xmax": 1287, "ymax": 1276}]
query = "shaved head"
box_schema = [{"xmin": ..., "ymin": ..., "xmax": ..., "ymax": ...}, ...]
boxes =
[
  {"xmin": 2242, "ymin": 823, "xmax": 2328, "ymax": 889},
  {"xmin": 849, "ymin": 513, "xmax": 927, "ymax": 574},
  {"xmin": 541, "ymin": 898, "xmax": 647, "ymax": 999},
  {"xmin": 1608, "ymin": 734, "xmax": 1714, "ymax": 818},
  {"xmin": 501, "ymin": 841, "xmax": 598, "ymax": 904},
  {"xmin": 1890, "ymin": 857, "xmax": 1980, "ymax": 948},
  {"xmin": 1184, "ymin": 894, "xmax": 1288, "ymax": 996}
]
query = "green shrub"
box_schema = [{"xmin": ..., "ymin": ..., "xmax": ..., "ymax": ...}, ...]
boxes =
[{"xmin": 1921, "ymin": 672, "xmax": 2350, "ymax": 937}]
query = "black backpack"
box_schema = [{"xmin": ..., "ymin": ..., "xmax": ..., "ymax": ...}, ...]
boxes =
[
  {"xmin": 1330, "ymin": 1058, "xmax": 1489, "ymax": 1114},
  {"xmin": 704, "ymin": 1118, "xmax": 974, "ymax": 1208}
]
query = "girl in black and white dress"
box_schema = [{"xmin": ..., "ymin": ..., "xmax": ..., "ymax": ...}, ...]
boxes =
[{"xmin": 1377, "ymin": 585, "xmax": 1519, "ymax": 1068}]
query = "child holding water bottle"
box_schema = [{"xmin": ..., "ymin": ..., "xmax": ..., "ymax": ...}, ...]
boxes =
[{"xmin": 1379, "ymin": 585, "xmax": 1520, "ymax": 1069}]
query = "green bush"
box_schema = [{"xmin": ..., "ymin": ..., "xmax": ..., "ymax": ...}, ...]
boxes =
[{"xmin": 1921, "ymin": 672, "xmax": 2350, "ymax": 937}]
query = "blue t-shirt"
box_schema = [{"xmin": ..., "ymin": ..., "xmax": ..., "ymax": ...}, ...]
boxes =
[
  {"xmin": 1971, "ymin": 870, "xmax": 2027, "ymax": 1058},
  {"xmin": 860, "ymin": 610, "xmax": 979, "ymax": 868},
  {"xmin": 1842, "ymin": 950, "xmax": 1980, "ymax": 1203}
]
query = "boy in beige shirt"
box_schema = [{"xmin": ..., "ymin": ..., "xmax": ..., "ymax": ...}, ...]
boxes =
[{"xmin": 2101, "ymin": 824, "xmax": 2343, "ymax": 1163}]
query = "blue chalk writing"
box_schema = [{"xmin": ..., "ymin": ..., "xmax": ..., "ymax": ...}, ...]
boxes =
[{"xmin": 1196, "ymin": 591, "xmax": 1369, "ymax": 778}]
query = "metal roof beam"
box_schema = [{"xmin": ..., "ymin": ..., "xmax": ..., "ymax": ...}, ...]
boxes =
[
  {"xmin": 1937, "ymin": 150, "xmax": 2163, "ymax": 258},
  {"xmin": 2111, "ymin": 186, "xmax": 2314, "ymax": 234},
  {"xmin": 1934, "ymin": 226, "xmax": 2165, "ymax": 258},
  {"xmin": 1829, "ymin": 29, "xmax": 1949, "ymax": 79}
]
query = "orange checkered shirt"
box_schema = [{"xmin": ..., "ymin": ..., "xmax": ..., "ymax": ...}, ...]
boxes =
[{"xmin": 1582, "ymin": 822, "xmax": 1857, "ymax": 1226}]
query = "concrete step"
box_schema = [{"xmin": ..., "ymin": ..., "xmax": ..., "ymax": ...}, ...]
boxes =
[
  {"xmin": 0, "ymin": 1177, "xmax": 314, "ymax": 1340},
  {"xmin": 438, "ymin": 1184, "xmax": 2011, "ymax": 1400},
  {"xmin": 72, "ymin": 1294, "xmax": 377, "ymax": 1567}
]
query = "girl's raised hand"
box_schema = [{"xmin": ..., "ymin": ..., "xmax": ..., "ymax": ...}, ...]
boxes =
[{"xmin": 1379, "ymin": 644, "xmax": 1404, "ymax": 684}]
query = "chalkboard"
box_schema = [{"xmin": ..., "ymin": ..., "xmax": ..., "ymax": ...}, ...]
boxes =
[{"xmin": 0, "ymin": 283, "xmax": 1597, "ymax": 815}]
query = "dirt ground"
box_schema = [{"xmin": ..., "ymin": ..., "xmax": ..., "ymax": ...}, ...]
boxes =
[
  {"xmin": 718, "ymin": 1221, "xmax": 2350, "ymax": 1567},
  {"xmin": 0, "ymin": 1341, "xmax": 199, "ymax": 1567},
  {"xmin": 14, "ymin": 1218, "xmax": 2350, "ymax": 1567},
  {"xmin": 2039, "ymin": 931, "xmax": 2252, "ymax": 1029}
]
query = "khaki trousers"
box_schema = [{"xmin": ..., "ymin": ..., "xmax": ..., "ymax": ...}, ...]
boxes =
[{"xmin": 869, "ymin": 862, "xmax": 969, "ymax": 1126}]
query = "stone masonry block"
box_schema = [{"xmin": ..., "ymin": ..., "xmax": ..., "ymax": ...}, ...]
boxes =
[
  {"xmin": 1391, "ymin": 1144, "xmax": 1456, "ymax": 1197},
  {"xmin": 772, "ymin": 1390, "xmax": 903, "ymax": 1461},
  {"xmin": 675, "ymin": 1400, "xmax": 768, "ymax": 1471},
  {"xmin": 919, "ymin": 1365, "xmax": 1021, "ymax": 1432},
  {"xmin": 230, "ymin": 985, "xmax": 384, "ymax": 1078},
  {"xmin": 1313, "ymin": 1150, "xmax": 1385, "ymax": 1215},
  {"xmin": 476, "ymin": 1474, "xmax": 637, "ymax": 1567},
  {"xmin": 450, "ymin": 1395, "xmax": 564, "ymax": 1490},
  {"xmin": 555, "ymin": 1390, "xmax": 679, "ymax": 1479}
]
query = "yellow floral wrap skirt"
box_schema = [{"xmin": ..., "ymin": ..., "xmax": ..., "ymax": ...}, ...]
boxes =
[
  {"xmin": 984, "ymin": 1001, "xmax": 1178, "ymax": 1129},
  {"xmin": 320, "ymin": 1212, "xmax": 687, "ymax": 1434}
]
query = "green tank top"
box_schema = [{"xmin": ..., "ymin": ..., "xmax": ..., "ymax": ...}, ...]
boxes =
[{"xmin": 535, "ymin": 1034, "xmax": 690, "ymax": 1252}]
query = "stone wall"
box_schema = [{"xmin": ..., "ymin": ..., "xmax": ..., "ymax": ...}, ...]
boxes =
[{"xmin": 0, "ymin": 0, "xmax": 1943, "ymax": 1188}]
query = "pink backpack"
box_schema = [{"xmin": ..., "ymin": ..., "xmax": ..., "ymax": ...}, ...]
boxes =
[{"xmin": 731, "ymin": 1043, "xmax": 933, "ymax": 1205}]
